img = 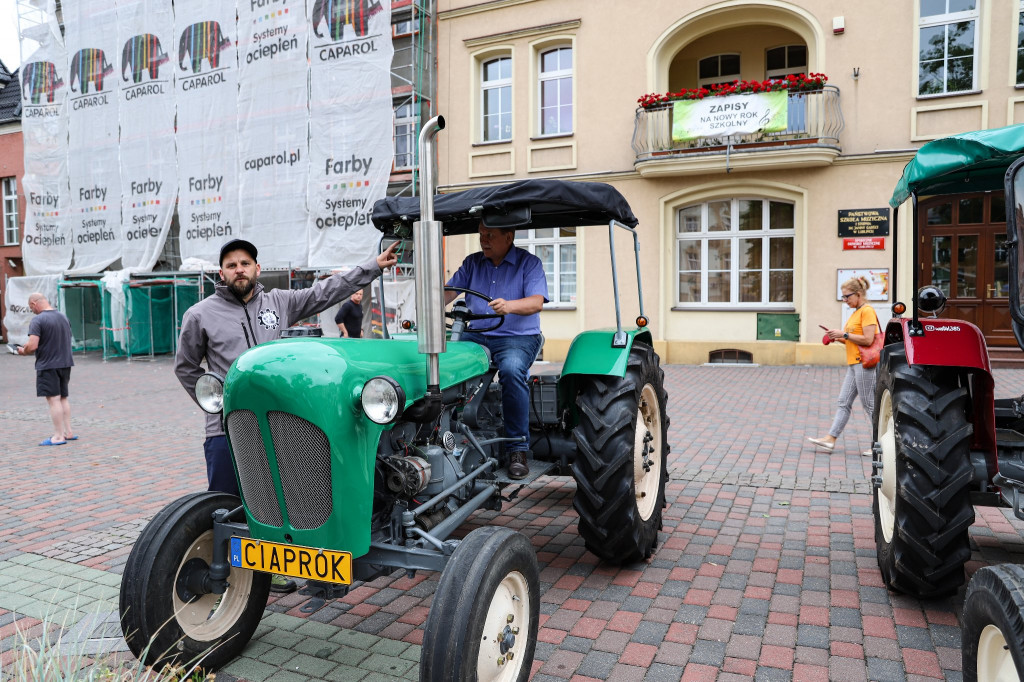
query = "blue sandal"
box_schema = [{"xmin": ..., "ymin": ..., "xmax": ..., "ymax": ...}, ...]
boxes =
[{"xmin": 39, "ymin": 438, "xmax": 67, "ymax": 446}]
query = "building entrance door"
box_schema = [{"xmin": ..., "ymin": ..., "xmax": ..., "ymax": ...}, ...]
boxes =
[{"xmin": 919, "ymin": 192, "xmax": 1013, "ymax": 346}]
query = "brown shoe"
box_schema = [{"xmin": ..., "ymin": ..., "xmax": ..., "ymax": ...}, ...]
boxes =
[{"xmin": 508, "ymin": 451, "xmax": 530, "ymax": 480}]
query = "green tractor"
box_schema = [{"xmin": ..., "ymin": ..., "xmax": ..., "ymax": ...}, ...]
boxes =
[{"xmin": 118, "ymin": 117, "xmax": 669, "ymax": 680}]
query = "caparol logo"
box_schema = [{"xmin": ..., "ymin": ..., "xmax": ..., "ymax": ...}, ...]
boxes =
[
  {"xmin": 179, "ymin": 21, "xmax": 233, "ymax": 73},
  {"xmin": 70, "ymin": 49, "xmax": 113, "ymax": 94},
  {"xmin": 123, "ymin": 34, "xmax": 169, "ymax": 83},
  {"xmin": 21, "ymin": 61, "xmax": 64, "ymax": 104},
  {"xmin": 311, "ymin": 0, "xmax": 382, "ymax": 42}
]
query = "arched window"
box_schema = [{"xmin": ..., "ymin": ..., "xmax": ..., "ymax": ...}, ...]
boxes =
[
  {"xmin": 481, "ymin": 56, "xmax": 512, "ymax": 142},
  {"xmin": 677, "ymin": 198, "xmax": 795, "ymax": 306}
]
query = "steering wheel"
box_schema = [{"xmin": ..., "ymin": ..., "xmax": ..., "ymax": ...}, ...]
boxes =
[{"xmin": 445, "ymin": 286, "xmax": 505, "ymax": 336}]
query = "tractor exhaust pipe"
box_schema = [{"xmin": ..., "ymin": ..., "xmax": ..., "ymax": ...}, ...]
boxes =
[{"xmin": 413, "ymin": 115, "xmax": 446, "ymax": 406}]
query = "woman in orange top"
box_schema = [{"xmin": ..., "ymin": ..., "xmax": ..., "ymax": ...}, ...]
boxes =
[{"xmin": 808, "ymin": 276, "xmax": 879, "ymax": 453}]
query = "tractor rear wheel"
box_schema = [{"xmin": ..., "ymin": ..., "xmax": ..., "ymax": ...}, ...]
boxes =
[
  {"xmin": 572, "ymin": 341, "xmax": 669, "ymax": 564},
  {"xmin": 872, "ymin": 345, "xmax": 974, "ymax": 598},
  {"xmin": 962, "ymin": 564, "xmax": 1024, "ymax": 682},
  {"xmin": 119, "ymin": 492, "xmax": 270, "ymax": 670}
]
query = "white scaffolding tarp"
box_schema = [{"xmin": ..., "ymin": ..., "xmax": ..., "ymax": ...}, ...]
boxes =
[
  {"xmin": 65, "ymin": 0, "xmax": 123, "ymax": 273},
  {"xmin": 116, "ymin": 0, "xmax": 177, "ymax": 270},
  {"xmin": 19, "ymin": 0, "xmax": 72, "ymax": 275},
  {"xmin": 307, "ymin": 0, "xmax": 394, "ymax": 267}
]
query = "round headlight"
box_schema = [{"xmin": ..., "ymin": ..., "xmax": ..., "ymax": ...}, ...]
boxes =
[
  {"xmin": 361, "ymin": 376, "xmax": 405, "ymax": 424},
  {"xmin": 196, "ymin": 372, "xmax": 225, "ymax": 414}
]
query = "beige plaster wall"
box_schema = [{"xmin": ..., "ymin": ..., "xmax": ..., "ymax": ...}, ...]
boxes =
[{"xmin": 435, "ymin": 0, "xmax": 1023, "ymax": 364}]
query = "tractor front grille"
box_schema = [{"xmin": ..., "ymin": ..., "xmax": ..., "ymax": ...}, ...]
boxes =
[
  {"xmin": 268, "ymin": 411, "xmax": 333, "ymax": 530},
  {"xmin": 226, "ymin": 409, "xmax": 283, "ymax": 527}
]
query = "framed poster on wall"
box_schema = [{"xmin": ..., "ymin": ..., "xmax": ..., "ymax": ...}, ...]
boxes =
[{"xmin": 836, "ymin": 269, "xmax": 889, "ymax": 301}]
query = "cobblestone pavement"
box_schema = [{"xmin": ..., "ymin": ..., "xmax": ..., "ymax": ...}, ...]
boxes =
[{"xmin": 2, "ymin": 351, "xmax": 1024, "ymax": 681}]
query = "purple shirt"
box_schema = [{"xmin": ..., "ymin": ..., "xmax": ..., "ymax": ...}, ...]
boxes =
[{"xmin": 447, "ymin": 245, "xmax": 549, "ymax": 336}]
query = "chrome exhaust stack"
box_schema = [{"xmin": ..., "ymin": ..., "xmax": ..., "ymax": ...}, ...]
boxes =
[{"xmin": 413, "ymin": 115, "xmax": 446, "ymax": 404}]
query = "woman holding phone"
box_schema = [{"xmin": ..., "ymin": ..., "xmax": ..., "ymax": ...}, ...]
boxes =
[{"xmin": 808, "ymin": 276, "xmax": 880, "ymax": 453}]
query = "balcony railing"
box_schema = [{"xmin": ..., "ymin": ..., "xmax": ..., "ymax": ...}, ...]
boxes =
[{"xmin": 632, "ymin": 86, "xmax": 843, "ymax": 163}]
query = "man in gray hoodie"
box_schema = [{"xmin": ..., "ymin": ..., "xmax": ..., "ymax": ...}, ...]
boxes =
[{"xmin": 174, "ymin": 238, "xmax": 398, "ymax": 514}]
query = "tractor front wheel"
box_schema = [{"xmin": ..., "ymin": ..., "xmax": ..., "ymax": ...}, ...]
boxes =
[
  {"xmin": 572, "ymin": 341, "xmax": 669, "ymax": 564},
  {"xmin": 962, "ymin": 564, "xmax": 1024, "ymax": 682},
  {"xmin": 119, "ymin": 492, "xmax": 270, "ymax": 670},
  {"xmin": 872, "ymin": 347, "xmax": 974, "ymax": 598},
  {"xmin": 420, "ymin": 527, "xmax": 539, "ymax": 682}
]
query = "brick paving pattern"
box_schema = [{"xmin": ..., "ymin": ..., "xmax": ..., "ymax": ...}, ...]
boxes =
[{"xmin": 2, "ymin": 352, "xmax": 1024, "ymax": 680}]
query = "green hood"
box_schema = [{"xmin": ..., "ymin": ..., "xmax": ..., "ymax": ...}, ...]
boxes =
[{"xmin": 222, "ymin": 336, "xmax": 489, "ymax": 556}]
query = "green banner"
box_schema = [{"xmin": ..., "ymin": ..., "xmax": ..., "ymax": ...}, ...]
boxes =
[{"xmin": 672, "ymin": 91, "xmax": 789, "ymax": 142}]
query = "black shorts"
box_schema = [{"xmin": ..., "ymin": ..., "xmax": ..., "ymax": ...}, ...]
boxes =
[{"xmin": 37, "ymin": 367, "xmax": 71, "ymax": 398}]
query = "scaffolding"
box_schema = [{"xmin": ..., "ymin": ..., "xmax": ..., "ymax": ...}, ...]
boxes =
[
  {"xmin": 58, "ymin": 271, "xmax": 216, "ymax": 361},
  {"xmin": 390, "ymin": 0, "xmax": 437, "ymax": 199},
  {"xmin": 13, "ymin": 0, "xmax": 433, "ymax": 347}
]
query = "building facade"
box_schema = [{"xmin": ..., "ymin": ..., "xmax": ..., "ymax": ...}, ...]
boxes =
[
  {"xmin": 0, "ymin": 61, "xmax": 25, "ymax": 343},
  {"xmin": 434, "ymin": 0, "xmax": 1023, "ymax": 365}
]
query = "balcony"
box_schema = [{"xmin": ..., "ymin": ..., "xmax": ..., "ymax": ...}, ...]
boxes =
[{"xmin": 632, "ymin": 86, "xmax": 843, "ymax": 177}]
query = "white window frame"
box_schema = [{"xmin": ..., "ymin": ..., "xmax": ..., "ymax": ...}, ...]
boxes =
[
  {"xmin": 918, "ymin": 0, "xmax": 980, "ymax": 96},
  {"xmin": 392, "ymin": 18, "xmax": 415, "ymax": 38},
  {"xmin": 1018, "ymin": 0, "xmax": 1024, "ymax": 85},
  {"xmin": 537, "ymin": 46, "xmax": 573, "ymax": 137},
  {"xmin": 765, "ymin": 44, "xmax": 810, "ymax": 134},
  {"xmin": 675, "ymin": 198, "xmax": 795, "ymax": 309},
  {"xmin": 2, "ymin": 177, "xmax": 17, "ymax": 246},
  {"xmin": 519, "ymin": 227, "xmax": 577, "ymax": 307},
  {"xmin": 764, "ymin": 44, "xmax": 807, "ymax": 78},
  {"xmin": 697, "ymin": 53, "xmax": 741, "ymax": 88},
  {"xmin": 481, "ymin": 56, "xmax": 512, "ymax": 143},
  {"xmin": 393, "ymin": 101, "xmax": 415, "ymax": 171}
]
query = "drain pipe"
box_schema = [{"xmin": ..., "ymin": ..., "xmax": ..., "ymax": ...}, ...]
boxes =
[{"xmin": 414, "ymin": 115, "xmax": 446, "ymax": 419}]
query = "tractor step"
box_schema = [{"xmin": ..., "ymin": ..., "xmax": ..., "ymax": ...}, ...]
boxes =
[{"xmin": 494, "ymin": 459, "xmax": 557, "ymax": 485}]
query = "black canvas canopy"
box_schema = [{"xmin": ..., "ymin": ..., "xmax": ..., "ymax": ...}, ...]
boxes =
[{"xmin": 372, "ymin": 179, "xmax": 639, "ymax": 237}]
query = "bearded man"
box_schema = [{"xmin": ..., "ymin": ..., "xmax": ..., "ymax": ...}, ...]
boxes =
[{"xmin": 173, "ymin": 238, "xmax": 397, "ymax": 590}]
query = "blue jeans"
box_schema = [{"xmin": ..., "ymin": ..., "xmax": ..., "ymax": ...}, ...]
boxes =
[
  {"xmin": 462, "ymin": 332, "xmax": 542, "ymax": 452},
  {"xmin": 204, "ymin": 435, "xmax": 240, "ymax": 497}
]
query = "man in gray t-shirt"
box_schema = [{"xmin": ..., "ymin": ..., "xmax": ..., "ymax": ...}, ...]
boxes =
[{"xmin": 17, "ymin": 293, "xmax": 76, "ymax": 446}]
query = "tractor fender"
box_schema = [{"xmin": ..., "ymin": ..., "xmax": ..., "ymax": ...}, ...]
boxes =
[
  {"xmin": 885, "ymin": 317, "xmax": 997, "ymax": 473},
  {"xmin": 560, "ymin": 328, "xmax": 654, "ymax": 379},
  {"xmin": 557, "ymin": 329, "xmax": 655, "ymax": 419},
  {"xmin": 889, "ymin": 317, "xmax": 990, "ymax": 371}
]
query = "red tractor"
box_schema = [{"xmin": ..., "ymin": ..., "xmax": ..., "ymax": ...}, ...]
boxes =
[{"xmin": 874, "ymin": 124, "xmax": 1024, "ymax": 680}]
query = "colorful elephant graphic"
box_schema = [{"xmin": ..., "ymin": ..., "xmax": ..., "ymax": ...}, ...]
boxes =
[
  {"xmin": 21, "ymin": 61, "xmax": 64, "ymax": 104},
  {"xmin": 70, "ymin": 48, "xmax": 113, "ymax": 94},
  {"xmin": 122, "ymin": 34, "xmax": 169, "ymax": 83},
  {"xmin": 179, "ymin": 21, "xmax": 232, "ymax": 73},
  {"xmin": 311, "ymin": 0, "xmax": 383, "ymax": 41}
]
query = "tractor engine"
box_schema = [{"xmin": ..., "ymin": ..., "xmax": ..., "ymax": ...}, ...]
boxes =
[{"xmin": 372, "ymin": 378, "xmax": 504, "ymax": 534}]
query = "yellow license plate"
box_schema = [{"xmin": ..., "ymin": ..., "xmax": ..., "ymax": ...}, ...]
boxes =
[{"xmin": 229, "ymin": 537, "xmax": 352, "ymax": 584}]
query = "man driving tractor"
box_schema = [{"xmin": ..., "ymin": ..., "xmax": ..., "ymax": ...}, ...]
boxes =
[{"xmin": 445, "ymin": 224, "xmax": 548, "ymax": 479}]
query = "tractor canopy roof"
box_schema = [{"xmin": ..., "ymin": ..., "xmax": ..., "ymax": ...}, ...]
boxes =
[
  {"xmin": 889, "ymin": 123, "xmax": 1024, "ymax": 208},
  {"xmin": 372, "ymin": 179, "xmax": 639, "ymax": 237}
]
